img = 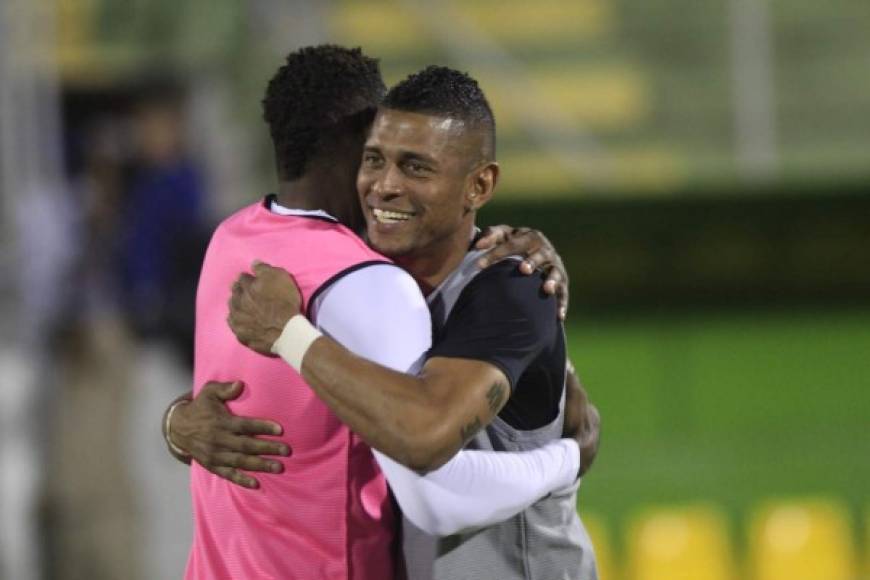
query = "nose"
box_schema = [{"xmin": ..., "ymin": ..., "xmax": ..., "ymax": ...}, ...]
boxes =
[{"xmin": 371, "ymin": 164, "xmax": 403, "ymax": 202}]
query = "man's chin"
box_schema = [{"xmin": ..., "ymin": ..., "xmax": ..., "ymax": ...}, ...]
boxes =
[{"xmin": 368, "ymin": 233, "xmax": 413, "ymax": 259}]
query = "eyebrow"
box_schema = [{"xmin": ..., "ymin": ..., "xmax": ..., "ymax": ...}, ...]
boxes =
[{"xmin": 365, "ymin": 144, "xmax": 440, "ymax": 167}]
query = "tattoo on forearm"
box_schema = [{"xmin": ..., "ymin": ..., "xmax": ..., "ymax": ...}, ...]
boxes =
[
  {"xmin": 458, "ymin": 382, "xmax": 507, "ymax": 444},
  {"xmin": 458, "ymin": 382, "xmax": 508, "ymax": 444},
  {"xmin": 485, "ymin": 381, "xmax": 507, "ymax": 413},
  {"xmin": 459, "ymin": 416, "xmax": 482, "ymax": 443}
]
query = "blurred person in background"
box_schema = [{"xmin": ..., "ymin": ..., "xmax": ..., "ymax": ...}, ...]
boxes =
[
  {"xmin": 120, "ymin": 85, "xmax": 210, "ymax": 361},
  {"xmin": 120, "ymin": 85, "xmax": 210, "ymax": 579},
  {"xmin": 42, "ymin": 85, "xmax": 211, "ymax": 580},
  {"xmin": 5, "ymin": 111, "xmax": 137, "ymax": 580},
  {"xmin": 2, "ymin": 171, "xmax": 82, "ymax": 580}
]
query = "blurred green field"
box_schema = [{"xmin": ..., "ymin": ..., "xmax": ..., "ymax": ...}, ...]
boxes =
[{"xmin": 566, "ymin": 307, "xmax": 870, "ymax": 546}]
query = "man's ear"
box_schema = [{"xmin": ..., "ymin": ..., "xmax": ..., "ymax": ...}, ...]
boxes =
[{"xmin": 466, "ymin": 161, "xmax": 499, "ymax": 211}]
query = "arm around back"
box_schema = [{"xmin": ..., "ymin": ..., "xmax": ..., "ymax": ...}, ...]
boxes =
[{"xmin": 303, "ymin": 263, "xmax": 510, "ymax": 471}]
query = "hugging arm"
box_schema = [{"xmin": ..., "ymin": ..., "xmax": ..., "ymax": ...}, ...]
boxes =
[
  {"xmin": 230, "ymin": 261, "xmax": 565, "ymax": 473},
  {"xmin": 373, "ymin": 441, "xmax": 579, "ymax": 536},
  {"xmin": 229, "ymin": 263, "xmax": 511, "ymax": 471},
  {"xmin": 562, "ymin": 361, "xmax": 600, "ymax": 477},
  {"xmin": 309, "ymin": 264, "xmax": 581, "ymax": 534},
  {"xmin": 162, "ymin": 381, "xmax": 289, "ymax": 489}
]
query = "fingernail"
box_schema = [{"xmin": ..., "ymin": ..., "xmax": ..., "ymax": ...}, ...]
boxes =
[
  {"xmin": 279, "ymin": 445, "xmax": 290, "ymax": 456},
  {"xmin": 270, "ymin": 462, "xmax": 283, "ymax": 473}
]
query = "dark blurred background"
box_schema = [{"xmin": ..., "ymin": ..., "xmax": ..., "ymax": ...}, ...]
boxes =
[{"xmin": 0, "ymin": 1, "xmax": 868, "ymax": 579}]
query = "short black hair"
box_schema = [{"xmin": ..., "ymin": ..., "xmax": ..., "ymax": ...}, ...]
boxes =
[
  {"xmin": 382, "ymin": 65, "xmax": 496, "ymax": 160},
  {"xmin": 262, "ymin": 45, "xmax": 386, "ymax": 179}
]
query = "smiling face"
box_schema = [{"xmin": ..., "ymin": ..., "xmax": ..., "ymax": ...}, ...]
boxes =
[{"xmin": 358, "ymin": 108, "xmax": 497, "ymax": 261}]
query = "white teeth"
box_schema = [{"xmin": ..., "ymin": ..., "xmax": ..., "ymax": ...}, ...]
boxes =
[{"xmin": 373, "ymin": 208, "xmax": 413, "ymax": 224}]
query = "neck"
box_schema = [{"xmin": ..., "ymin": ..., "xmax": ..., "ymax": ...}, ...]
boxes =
[
  {"xmin": 274, "ymin": 173, "xmax": 363, "ymax": 233},
  {"xmin": 395, "ymin": 221, "xmax": 476, "ymax": 296},
  {"xmin": 274, "ymin": 177, "xmax": 324, "ymax": 213}
]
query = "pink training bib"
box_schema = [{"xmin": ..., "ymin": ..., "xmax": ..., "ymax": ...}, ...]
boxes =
[{"xmin": 185, "ymin": 200, "xmax": 395, "ymax": 580}]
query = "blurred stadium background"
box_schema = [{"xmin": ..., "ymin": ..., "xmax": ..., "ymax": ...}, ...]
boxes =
[{"xmin": 1, "ymin": 1, "xmax": 868, "ymax": 579}]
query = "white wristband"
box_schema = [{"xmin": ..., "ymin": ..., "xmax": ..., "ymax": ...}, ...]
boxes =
[{"xmin": 271, "ymin": 314, "xmax": 323, "ymax": 372}]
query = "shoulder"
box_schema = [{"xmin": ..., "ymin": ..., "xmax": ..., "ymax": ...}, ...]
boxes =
[
  {"xmin": 473, "ymin": 257, "xmax": 525, "ymax": 284},
  {"xmin": 440, "ymin": 257, "xmax": 559, "ymax": 349},
  {"xmin": 326, "ymin": 224, "xmax": 391, "ymax": 264},
  {"xmin": 315, "ymin": 263, "xmax": 431, "ymax": 371},
  {"xmin": 428, "ymin": 257, "xmax": 559, "ymax": 389},
  {"xmin": 462, "ymin": 258, "xmax": 555, "ymax": 314},
  {"xmin": 287, "ymin": 219, "xmax": 391, "ymax": 267},
  {"xmin": 214, "ymin": 200, "xmax": 262, "ymax": 232},
  {"xmin": 317, "ymin": 263, "xmax": 427, "ymax": 319},
  {"xmin": 202, "ymin": 205, "xmax": 249, "ymax": 253}
]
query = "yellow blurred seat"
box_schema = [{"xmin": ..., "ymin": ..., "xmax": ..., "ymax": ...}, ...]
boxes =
[
  {"xmin": 748, "ymin": 499, "xmax": 856, "ymax": 580},
  {"xmin": 582, "ymin": 513, "xmax": 617, "ymax": 580},
  {"xmin": 866, "ymin": 506, "xmax": 870, "ymax": 580},
  {"xmin": 626, "ymin": 504, "xmax": 735, "ymax": 580}
]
